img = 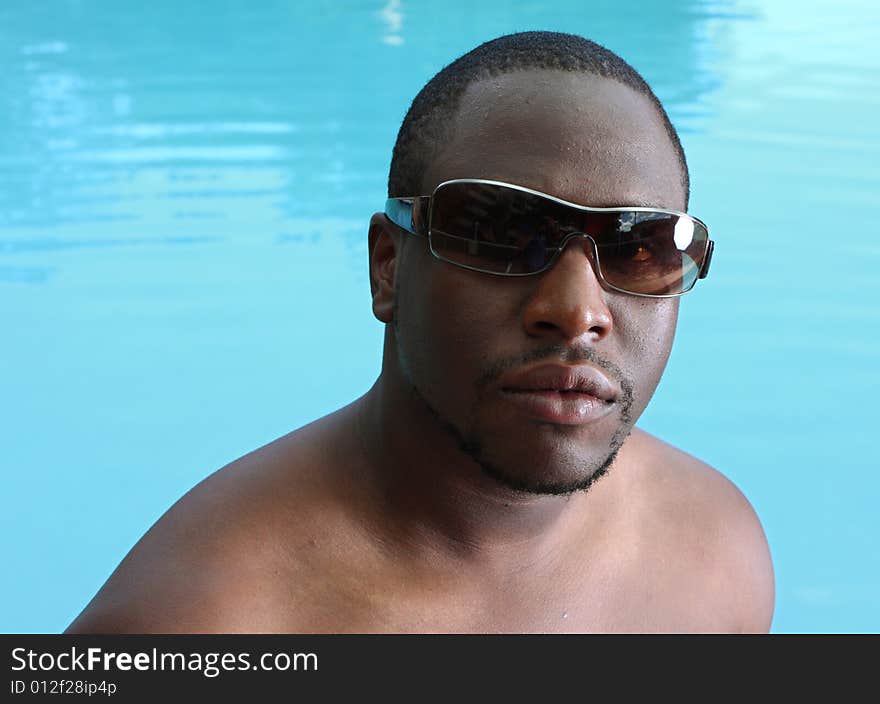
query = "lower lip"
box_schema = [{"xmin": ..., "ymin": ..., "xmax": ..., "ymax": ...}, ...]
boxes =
[{"xmin": 500, "ymin": 389, "xmax": 616, "ymax": 425}]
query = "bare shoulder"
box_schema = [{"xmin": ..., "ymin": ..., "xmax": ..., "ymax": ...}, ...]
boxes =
[
  {"xmin": 626, "ymin": 427, "xmax": 776, "ymax": 633},
  {"xmin": 66, "ymin": 408, "xmax": 362, "ymax": 634},
  {"xmin": 65, "ymin": 453, "xmax": 297, "ymax": 634}
]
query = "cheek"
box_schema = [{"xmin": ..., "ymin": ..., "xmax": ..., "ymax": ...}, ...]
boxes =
[
  {"xmin": 611, "ymin": 298, "xmax": 679, "ymax": 406},
  {"xmin": 396, "ymin": 260, "xmax": 507, "ymax": 398}
]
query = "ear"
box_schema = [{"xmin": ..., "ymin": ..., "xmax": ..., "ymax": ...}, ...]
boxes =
[{"xmin": 368, "ymin": 213, "xmax": 401, "ymax": 323}]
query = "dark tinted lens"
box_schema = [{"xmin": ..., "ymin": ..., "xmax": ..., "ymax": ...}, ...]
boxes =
[
  {"xmin": 430, "ymin": 181, "xmax": 570, "ymax": 273},
  {"xmin": 429, "ymin": 182, "xmax": 708, "ymax": 293},
  {"xmin": 595, "ymin": 212, "xmax": 708, "ymax": 295}
]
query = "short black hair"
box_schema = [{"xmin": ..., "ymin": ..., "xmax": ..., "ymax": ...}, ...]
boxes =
[{"xmin": 388, "ymin": 31, "xmax": 689, "ymax": 206}]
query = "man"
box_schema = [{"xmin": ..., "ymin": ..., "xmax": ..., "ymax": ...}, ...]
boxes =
[{"xmin": 68, "ymin": 31, "xmax": 774, "ymax": 633}]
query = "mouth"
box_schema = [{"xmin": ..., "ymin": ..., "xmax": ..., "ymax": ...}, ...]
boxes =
[
  {"xmin": 502, "ymin": 388, "xmax": 613, "ymax": 396},
  {"xmin": 497, "ymin": 363, "xmax": 620, "ymax": 425},
  {"xmin": 499, "ymin": 388, "xmax": 615, "ymax": 425}
]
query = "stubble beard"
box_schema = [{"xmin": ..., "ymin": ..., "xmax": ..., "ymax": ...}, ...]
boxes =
[{"xmin": 393, "ymin": 306, "xmax": 636, "ymax": 497}]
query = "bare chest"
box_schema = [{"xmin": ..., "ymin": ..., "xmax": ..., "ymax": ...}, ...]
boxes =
[{"xmin": 257, "ymin": 543, "xmax": 734, "ymax": 633}]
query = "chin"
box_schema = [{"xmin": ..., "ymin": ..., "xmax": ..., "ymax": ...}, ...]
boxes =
[{"xmin": 459, "ymin": 430, "xmax": 623, "ymax": 496}]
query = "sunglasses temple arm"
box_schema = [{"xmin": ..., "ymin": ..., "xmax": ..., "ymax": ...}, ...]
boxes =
[
  {"xmin": 698, "ymin": 239, "xmax": 714, "ymax": 279},
  {"xmin": 384, "ymin": 197, "xmax": 430, "ymax": 237}
]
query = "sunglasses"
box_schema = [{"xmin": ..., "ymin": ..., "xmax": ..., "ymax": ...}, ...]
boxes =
[{"xmin": 385, "ymin": 179, "xmax": 714, "ymax": 298}]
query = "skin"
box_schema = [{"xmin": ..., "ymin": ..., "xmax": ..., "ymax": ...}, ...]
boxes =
[{"xmin": 66, "ymin": 69, "xmax": 775, "ymax": 633}]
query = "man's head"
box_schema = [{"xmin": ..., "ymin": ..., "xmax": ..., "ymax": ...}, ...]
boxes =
[
  {"xmin": 388, "ymin": 31, "xmax": 689, "ymax": 205},
  {"xmin": 369, "ymin": 31, "xmax": 692, "ymax": 496}
]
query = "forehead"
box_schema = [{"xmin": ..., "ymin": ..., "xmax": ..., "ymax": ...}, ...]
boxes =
[{"xmin": 421, "ymin": 69, "xmax": 686, "ymax": 211}]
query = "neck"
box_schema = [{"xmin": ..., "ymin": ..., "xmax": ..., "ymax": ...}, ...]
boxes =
[{"xmin": 351, "ymin": 365, "xmax": 616, "ymax": 576}]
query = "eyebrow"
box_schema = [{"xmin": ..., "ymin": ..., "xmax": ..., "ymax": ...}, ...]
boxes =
[{"xmin": 588, "ymin": 197, "xmax": 670, "ymax": 209}]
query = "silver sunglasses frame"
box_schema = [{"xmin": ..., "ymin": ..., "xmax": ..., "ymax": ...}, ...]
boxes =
[{"xmin": 384, "ymin": 178, "xmax": 714, "ymax": 299}]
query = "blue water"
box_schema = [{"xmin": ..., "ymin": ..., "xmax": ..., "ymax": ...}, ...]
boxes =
[{"xmin": 2, "ymin": 0, "xmax": 878, "ymax": 633}]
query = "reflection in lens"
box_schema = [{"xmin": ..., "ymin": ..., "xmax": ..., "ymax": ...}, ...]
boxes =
[
  {"xmin": 596, "ymin": 214, "xmax": 703, "ymax": 295},
  {"xmin": 674, "ymin": 216, "xmax": 695, "ymax": 249}
]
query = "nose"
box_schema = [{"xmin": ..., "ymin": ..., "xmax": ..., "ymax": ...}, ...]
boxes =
[{"xmin": 521, "ymin": 236, "xmax": 613, "ymax": 342}]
